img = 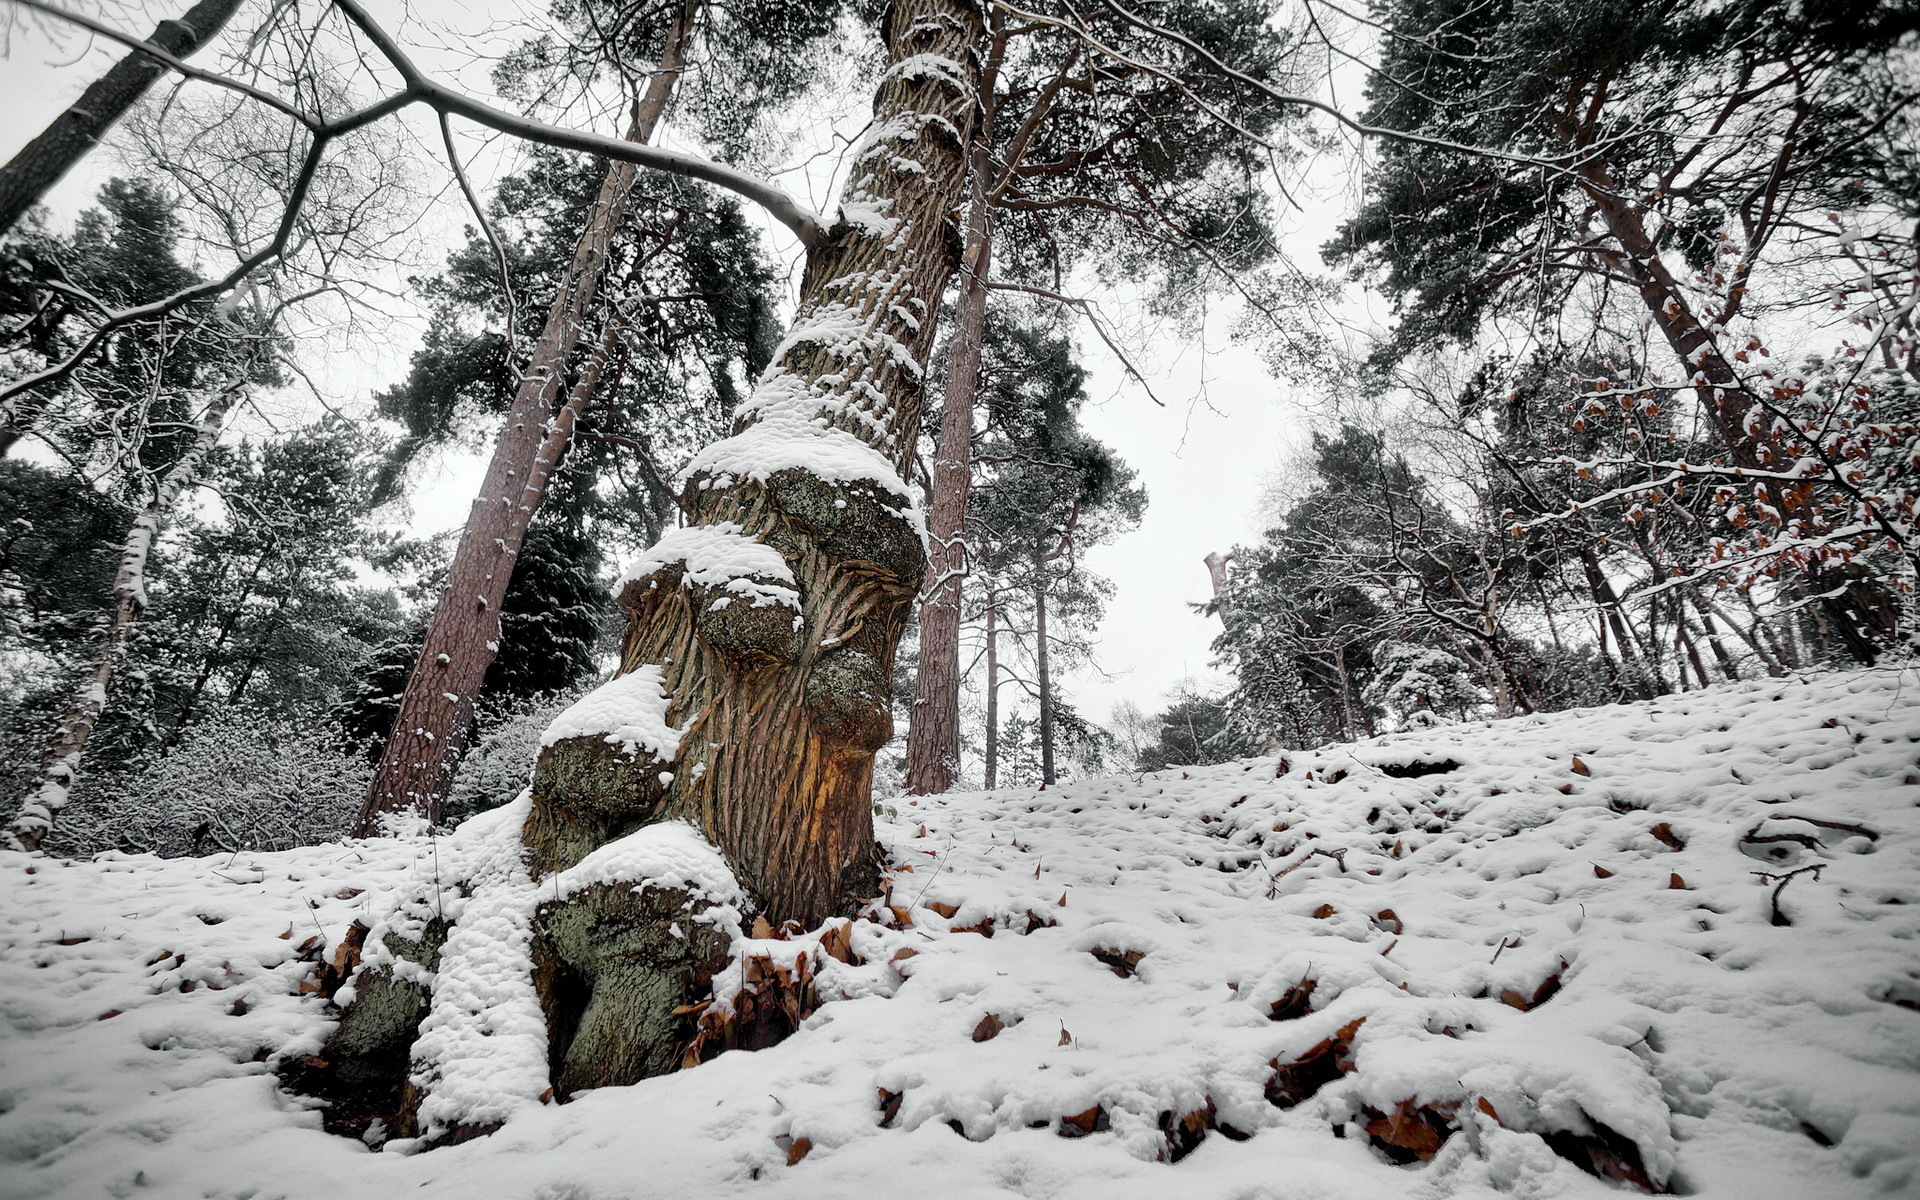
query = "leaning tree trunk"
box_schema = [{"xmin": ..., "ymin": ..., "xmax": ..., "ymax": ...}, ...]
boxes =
[
  {"xmin": 311, "ymin": 0, "xmax": 983, "ymax": 1134},
  {"xmin": 357, "ymin": 3, "xmax": 693, "ymax": 834},
  {"xmin": 1581, "ymin": 172, "xmax": 1892, "ymax": 663},
  {"xmin": 0, "ymin": 0, "xmax": 246, "ymax": 236},
  {"xmin": 4, "ymin": 385, "xmax": 239, "ymax": 852},
  {"xmin": 902, "ymin": 102, "xmax": 997, "ymax": 796}
]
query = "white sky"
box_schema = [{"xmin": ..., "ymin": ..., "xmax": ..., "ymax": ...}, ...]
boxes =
[{"xmin": 0, "ymin": 0, "xmax": 1373, "ymax": 723}]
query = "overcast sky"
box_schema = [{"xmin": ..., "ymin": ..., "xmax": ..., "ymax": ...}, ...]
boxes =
[{"xmin": 0, "ymin": 0, "xmax": 1375, "ymax": 726}]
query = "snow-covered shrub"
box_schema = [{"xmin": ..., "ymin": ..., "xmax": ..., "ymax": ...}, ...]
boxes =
[
  {"xmin": 49, "ymin": 707, "xmax": 370, "ymax": 858},
  {"xmin": 1363, "ymin": 642, "xmax": 1484, "ymax": 729},
  {"xmin": 441, "ymin": 691, "xmax": 572, "ymax": 828}
]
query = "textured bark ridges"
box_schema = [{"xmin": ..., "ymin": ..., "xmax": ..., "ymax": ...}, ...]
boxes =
[
  {"xmin": 5, "ymin": 386, "xmax": 239, "ymax": 851},
  {"xmin": 903, "ymin": 115, "xmax": 996, "ymax": 796},
  {"xmin": 357, "ymin": 4, "xmax": 694, "ymax": 833},
  {"xmin": 0, "ymin": 0, "xmax": 245, "ymax": 236}
]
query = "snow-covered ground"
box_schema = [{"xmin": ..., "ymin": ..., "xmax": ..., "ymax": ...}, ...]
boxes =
[{"xmin": 3, "ymin": 669, "xmax": 1917, "ymax": 1199}]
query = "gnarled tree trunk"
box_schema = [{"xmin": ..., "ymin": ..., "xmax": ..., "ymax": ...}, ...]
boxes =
[{"xmin": 313, "ymin": 0, "xmax": 983, "ymax": 1134}]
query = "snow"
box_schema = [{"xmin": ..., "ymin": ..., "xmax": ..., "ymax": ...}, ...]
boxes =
[
  {"xmin": 554, "ymin": 821, "xmax": 745, "ymax": 911},
  {"xmin": 618, "ymin": 521, "xmax": 800, "ymax": 611},
  {"xmin": 540, "ymin": 665, "xmax": 685, "ymax": 762},
  {"xmin": 2, "ymin": 669, "xmax": 1918, "ymax": 1198}
]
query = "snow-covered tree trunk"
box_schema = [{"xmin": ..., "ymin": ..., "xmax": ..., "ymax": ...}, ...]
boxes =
[
  {"xmin": 5, "ymin": 386, "xmax": 239, "ymax": 852},
  {"xmin": 310, "ymin": 1, "xmax": 985, "ymax": 1132},
  {"xmin": 358, "ymin": 3, "xmax": 694, "ymax": 834}
]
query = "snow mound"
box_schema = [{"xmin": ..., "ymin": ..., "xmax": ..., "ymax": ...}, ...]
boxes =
[
  {"xmin": 540, "ymin": 665, "xmax": 685, "ymax": 761},
  {"xmin": 2, "ymin": 670, "xmax": 1917, "ymax": 1199},
  {"xmin": 618, "ymin": 521, "xmax": 800, "ymax": 611}
]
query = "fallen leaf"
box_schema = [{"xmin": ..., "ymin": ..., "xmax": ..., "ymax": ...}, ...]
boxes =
[
  {"xmin": 972, "ymin": 1012, "xmax": 1004, "ymax": 1042},
  {"xmin": 785, "ymin": 1136, "xmax": 812, "ymax": 1165},
  {"xmin": 1571, "ymin": 756, "xmax": 1592, "ymax": 776},
  {"xmin": 1593, "ymin": 864, "xmax": 1614, "ymax": 878}
]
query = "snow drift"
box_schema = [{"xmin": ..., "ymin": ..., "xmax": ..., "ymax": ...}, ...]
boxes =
[{"xmin": 2, "ymin": 669, "xmax": 1916, "ymax": 1198}]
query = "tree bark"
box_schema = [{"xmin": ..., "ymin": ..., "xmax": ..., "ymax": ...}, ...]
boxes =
[
  {"xmin": 983, "ymin": 586, "xmax": 999, "ymax": 789},
  {"xmin": 526, "ymin": 0, "xmax": 979, "ymax": 1072},
  {"xmin": 357, "ymin": 3, "xmax": 693, "ymax": 834},
  {"xmin": 1034, "ymin": 562, "xmax": 1055, "ymax": 784},
  {"xmin": 0, "ymin": 0, "xmax": 246, "ymax": 236},
  {"xmin": 902, "ymin": 80, "xmax": 998, "ymax": 796},
  {"xmin": 5, "ymin": 384, "xmax": 239, "ymax": 851}
]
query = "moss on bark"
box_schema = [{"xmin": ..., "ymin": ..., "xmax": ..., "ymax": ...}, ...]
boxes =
[{"xmin": 533, "ymin": 881, "xmax": 732, "ymax": 1096}]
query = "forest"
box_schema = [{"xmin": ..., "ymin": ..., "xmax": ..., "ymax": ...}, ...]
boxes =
[{"xmin": 0, "ymin": 0, "xmax": 1915, "ymax": 1196}]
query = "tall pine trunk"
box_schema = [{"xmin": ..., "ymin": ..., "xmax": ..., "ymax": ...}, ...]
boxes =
[
  {"xmin": 902, "ymin": 95, "xmax": 997, "ymax": 795},
  {"xmin": 5, "ymin": 385, "xmax": 240, "ymax": 851},
  {"xmin": 357, "ymin": 4, "xmax": 693, "ymax": 833},
  {"xmin": 0, "ymin": 0, "xmax": 245, "ymax": 236},
  {"xmin": 1034, "ymin": 562, "xmax": 1055, "ymax": 784},
  {"xmin": 983, "ymin": 586, "xmax": 999, "ymax": 789}
]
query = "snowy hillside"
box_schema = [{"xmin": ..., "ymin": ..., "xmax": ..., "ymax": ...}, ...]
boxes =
[{"xmin": 3, "ymin": 669, "xmax": 1918, "ymax": 1200}]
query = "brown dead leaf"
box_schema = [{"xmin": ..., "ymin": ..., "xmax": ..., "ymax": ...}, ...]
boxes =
[
  {"xmin": 877, "ymin": 1088, "xmax": 903, "ymax": 1127},
  {"xmin": 889, "ymin": 946, "xmax": 919, "ymax": 963},
  {"xmin": 925, "ymin": 901, "xmax": 960, "ymax": 919},
  {"xmin": 1668, "ymin": 872, "xmax": 1688, "ymax": 890},
  {"xmin": 1058, "ymin": 1027, "xmax": 1072, "ymax": 1046},
  {"xmin": 1373, "ymin": 909, "xmax": 1403, "ymax": 935},
  {"xmin": 751, "ymin": 916, "xmax": 774, "ymax": 939},
  {"xmin": 1265, "ymin": 1016, "xmax": 1366, "ymax": 1108},
  {"xmin": 1571, "ymin": 756, "xmax": 1592, "ymax": 776},
  {"xmin": 1058, "ymin": 1106, "xmax": 1108, "ymax": 1138},
  {"xmin": 1649, "ymin": 822, "xmax": 1685, "ymax": 851},
  {"xmin": 972, "ymin": 1012, "xmax": 1004, "ymax": 1042},
  {"xmin": 785, "ymin": 1136, "xmax": 812, "ymax": 1165},
  {"xmin": 1311, "ymin": 903, "xmax": 1337, "ymax": 919},
  {"xmin": 1593, "ymin": 864, "xmax": 1614, "ymax": 878}
]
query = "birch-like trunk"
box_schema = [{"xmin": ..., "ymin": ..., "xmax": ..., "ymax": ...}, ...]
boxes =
[
  {"xmin": 5, "ymin": 386, "xmax": 239, "ymax": 851},
  {"xmin": 358, "ymin": 4, "xmax": 693, "ymax": 833}
]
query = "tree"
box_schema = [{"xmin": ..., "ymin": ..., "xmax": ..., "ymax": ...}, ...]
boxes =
[
  {"xmin": 303, "ymin": 1, "xmax": 987, "ymax": 1138},
  {"xmin": 1329, "ymin": 0, "xmax": 1920, "ymax": 661},
  {"xmin": 903, "ymin": 0, "xmax": 1305, "ymax": 793},
  {"xmin": 358, "ymin": 0, "xmax": 702, "ymax": 830},
  {"xmin": 0, "ymin": 0, "xmax": 247, "ymax": 234},
  {"xmin": 2, "ymin": 180, "xmax": 281, "ymax": 852},
  {"xmin": 963, "ymin": 308, "xmax": 1143, "ymax": 787}
]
